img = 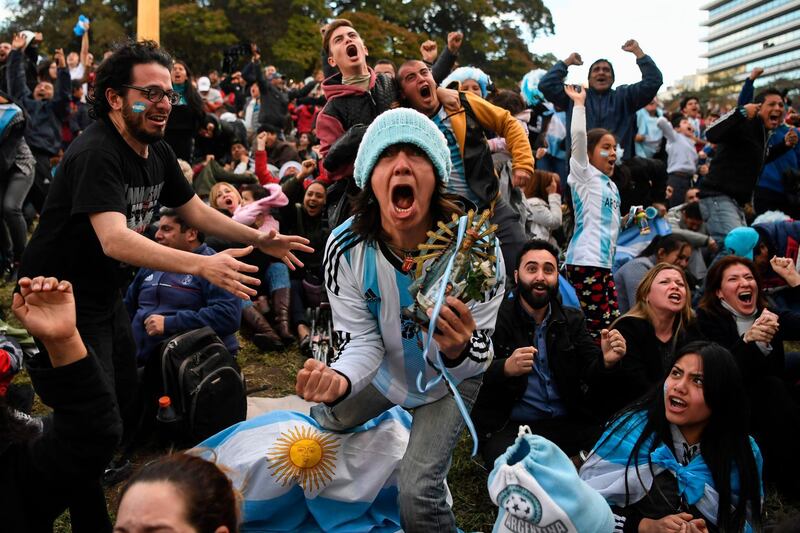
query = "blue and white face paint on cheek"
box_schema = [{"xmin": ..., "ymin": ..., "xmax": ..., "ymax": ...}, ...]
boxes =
[
  {"xmin": 599, "ymin": 150, "xmax": 609, "ymax": 158},
  {"xmin": 132, "ymin": 102, "xmax": 147, "ymax": 113}
]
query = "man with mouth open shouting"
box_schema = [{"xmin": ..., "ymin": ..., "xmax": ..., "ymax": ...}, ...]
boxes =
[
  {"xmin": 397, "ymin": 59, "xmax": 534, "ymax": 278},
  {"xmin": 538, "ymin": 39, "xmax": 663, "ymax": 164},
  {"xmin": 316, "ymin": 19, "xmax": 398, "ymax": 183},
  {"xmin": 698, "ymin": 88, "xmax": 799, "ymax": 246},
  {"xmin": 297, "ymin": 108, "xmax": 504, "ymax": 532},
  {"xmin": 18, "ymin": 42, "xmax": 311, "ymax": 528}
]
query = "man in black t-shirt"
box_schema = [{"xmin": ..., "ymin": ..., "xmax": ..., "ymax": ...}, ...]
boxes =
[{"xmin": 19, "ymin": 42, "xmax": 311, "ymax": 531}]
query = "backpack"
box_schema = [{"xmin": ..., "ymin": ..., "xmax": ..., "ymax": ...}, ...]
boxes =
[{"xmin": 157, "ymin": 326, "xmax": 246, "ymax": 446}]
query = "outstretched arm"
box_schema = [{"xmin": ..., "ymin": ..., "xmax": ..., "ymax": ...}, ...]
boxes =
[
  {"xmin": 16, "ymin": 276, "xmax": 122, "ymax": 479},
  {"xmin": 538, "ymin": 53, "xmax": 581, "ymax": 110},
  {"xmin": 175, "ymin": 195, "xmax": 312, "ymax": 270},
  {"xmin": 738, "ymin": 68, "xmax": 762, "ymax": 106},
  {"xmin": 619, "ymin": 39, "xmax": 663, "ymax": 109},
  {"xmin": 431, "ymin": 32, "xmax": 462, "ymax": 84},
  {"xmin": 79, "ymin": 21, "xmax": 90, "ymax": 68},
  {"xmin": 565, "ymin": 84, "xmax": 589, "ymax": 168}
]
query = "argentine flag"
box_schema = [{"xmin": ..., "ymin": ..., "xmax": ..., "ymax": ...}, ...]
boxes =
[{"xmin": 198, "ymin": 407, "xmax": 412, "ymax": 532}]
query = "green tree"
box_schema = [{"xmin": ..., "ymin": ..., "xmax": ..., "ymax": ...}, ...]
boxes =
[
  {"xmin": 330, "ymin": 0, "xmax": 554, "ymax": 87},
  {"xmin": 2, "ymin": 0, "xmax": 555, "ymax": 87},
  {"xmin": 0, "ymin": 0, "xmax": 131, "ymax": 57},
  {"xmin": 160, "ymin": 3, "xmax": 238, "ymax": 73}
]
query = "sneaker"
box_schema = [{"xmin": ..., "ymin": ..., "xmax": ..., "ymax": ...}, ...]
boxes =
[{"xmin": 103, "ymin": 458, "xmax": 133, "ymax": 487}]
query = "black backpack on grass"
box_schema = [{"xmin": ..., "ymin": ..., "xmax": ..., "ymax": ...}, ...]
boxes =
[{"xmin": 157, "ymin": 326, "xmax": 246, "ymax": 446}]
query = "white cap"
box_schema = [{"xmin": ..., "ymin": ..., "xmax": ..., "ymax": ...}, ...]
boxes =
[
  {"xmin": 197, "ymin": 76, "xmax": 211, "ymax": 92},
  {"xmin": 20, "ymin": 31, "xmax": 36, "ymax": 48}
]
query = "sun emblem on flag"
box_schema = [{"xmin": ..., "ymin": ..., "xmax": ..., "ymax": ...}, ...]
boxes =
[{"xmin": 266, "ymin": 425, "xmax": 339, "ymax": 492}]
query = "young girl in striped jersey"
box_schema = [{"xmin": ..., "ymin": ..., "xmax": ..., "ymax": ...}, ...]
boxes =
[{"xmin": 563, "ymin": 84, "xmax": 622, "ymax": 341}]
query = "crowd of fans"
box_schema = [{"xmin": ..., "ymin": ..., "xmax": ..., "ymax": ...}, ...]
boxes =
[{"xmin": 1, "ymin": 12, "xmax": 800, "ymax": 533}]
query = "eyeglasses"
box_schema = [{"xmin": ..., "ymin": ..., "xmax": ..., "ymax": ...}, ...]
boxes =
[{"xmin": 121, "ymin": 84, "xmax": 181, "ymax": 105}]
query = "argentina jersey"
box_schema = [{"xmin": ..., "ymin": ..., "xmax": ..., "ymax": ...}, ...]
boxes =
[
  {"xmin": 566, "ymin": 161, "xmax": 621, "ymax": 270},
  {"xmin": 323, "ymin": 217, "xmax": 505, "ymax": 409}
]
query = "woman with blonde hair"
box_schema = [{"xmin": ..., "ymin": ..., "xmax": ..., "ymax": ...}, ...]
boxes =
[
  {"xmin": 595, "ymin": 263, "xmax": 698, "ymax": 417},
  {"xmin": 207, "ymin": 181, "xmax": 294, "ymax": 347}
]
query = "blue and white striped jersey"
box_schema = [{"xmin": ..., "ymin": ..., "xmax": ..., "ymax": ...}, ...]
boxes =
[
  {"xmin": 323, "ymin": 217, "xmax": 505, "ymax": 408},
  {"xmin": 566, "ymin": 106, "xmax": 621, "ymax": 269}
]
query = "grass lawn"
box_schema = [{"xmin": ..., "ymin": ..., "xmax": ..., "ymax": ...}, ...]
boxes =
[{"xmin": 3, "ymin": 280, "xmax": 797, "ymax": 531}]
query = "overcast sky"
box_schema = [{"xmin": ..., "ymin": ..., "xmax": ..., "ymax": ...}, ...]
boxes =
[{"xmin": 530, "ymin": 0, "xmax": 708, "ymax": 89}]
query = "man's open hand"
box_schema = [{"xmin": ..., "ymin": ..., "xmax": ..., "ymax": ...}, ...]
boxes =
[
  {"xmin": 198, "ymin": 247, "xmax": 261, "ymax": 299},
  {"xmin": 255, "ymin": 230, "xmax": 313, "ymax": 271}
]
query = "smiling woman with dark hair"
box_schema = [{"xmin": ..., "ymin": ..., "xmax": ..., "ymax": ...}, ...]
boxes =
[{"xmin": 697, "ymin": 255, "xmax": 800, "ymax": 493}]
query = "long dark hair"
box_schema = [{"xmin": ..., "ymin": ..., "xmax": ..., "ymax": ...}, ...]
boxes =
[
  {"xmin": 638, "ymin": 234, "xmax": 690, "ymax": 259},
  {"xmin": 172, "ymin": 59, "xmax": 205, "ymax": 120},
  {"xmin": 606, "ymin": 342, "xmax": 762, "ymax": 531},
  {"xmin": 119, "ymin": 453, "xmax": 240, "ymax": 533},
  {"xmin": 698, "ymin": 256, "xmax": 768, "ymax": 316}
]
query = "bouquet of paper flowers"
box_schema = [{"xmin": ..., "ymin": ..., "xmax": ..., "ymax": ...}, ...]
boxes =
[{"xmin": 403, "ymin": 208, "xmax": 499, "ymax": 325}]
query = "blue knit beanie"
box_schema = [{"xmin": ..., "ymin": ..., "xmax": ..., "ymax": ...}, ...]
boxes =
[
  {"xmin": 353, "ymin": 108, "xmax": 452, "ymax": 189},
  {"xmin": 442, "ymin": 66, "xmax": 492, "ymax": 98},
  {"xmin": 724, "ymin": 226, "xmax": 760, "ymax": 259}
]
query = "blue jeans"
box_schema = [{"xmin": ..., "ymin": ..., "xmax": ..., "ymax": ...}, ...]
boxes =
[
  {"xmin": 311, "ymin": 375, "xmax": 483, "ymax": 532},
  {"xmin": 265, "ymin": 262, "xmax": 290, "ymax": 293},
  {"xmin": 699, "ymin": 195, "xmax": 746, "ymax": 246}
]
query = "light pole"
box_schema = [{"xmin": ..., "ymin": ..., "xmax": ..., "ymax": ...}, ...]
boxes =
[{"xmin": 137, "ymin": 0, "xmax": 160, "ymax": 44}]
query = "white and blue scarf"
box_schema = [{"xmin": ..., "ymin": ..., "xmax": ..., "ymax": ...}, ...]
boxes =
[{"xmin": 579, "ymin": 410, "xmax": 762, "ymax": 531}]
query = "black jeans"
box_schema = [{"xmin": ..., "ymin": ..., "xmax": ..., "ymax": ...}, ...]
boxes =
[{"xmin": 0, "ymin": 166, "xmax": 34, "ymax": 262}]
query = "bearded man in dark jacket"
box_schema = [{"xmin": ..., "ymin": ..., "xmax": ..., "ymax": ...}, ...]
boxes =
[{"xmin": 472, "ymin": 240, "xmax": 626, "ymax": 465}]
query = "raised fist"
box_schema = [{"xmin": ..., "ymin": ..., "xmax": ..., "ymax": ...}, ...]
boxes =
[
  {"xmin": 564, "ymin": 52, "xmax": 583, "ymax": 66},
  {"xmin": 447, "ymin": 31, "xmax": 463, "ymax": 53},
  {"xmin": 420, "ymin": 40, "xmax": 438, "ymax": 63},
  {"xmin": 621, "ymin": 39, "xmax": 643, "ymax": 56}
]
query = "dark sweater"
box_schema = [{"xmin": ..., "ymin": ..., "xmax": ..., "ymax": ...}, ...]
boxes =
[
  {"xmin": 695, "ymin": 305, "xmax": 800, "ymax": 380},
  {"xmin": 7, "ymin": 49, "xmax": 70, "ymax": 156},
  {"xmin": 1, "ymin": 352, "xmax": 122, "ymax": 532}
]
